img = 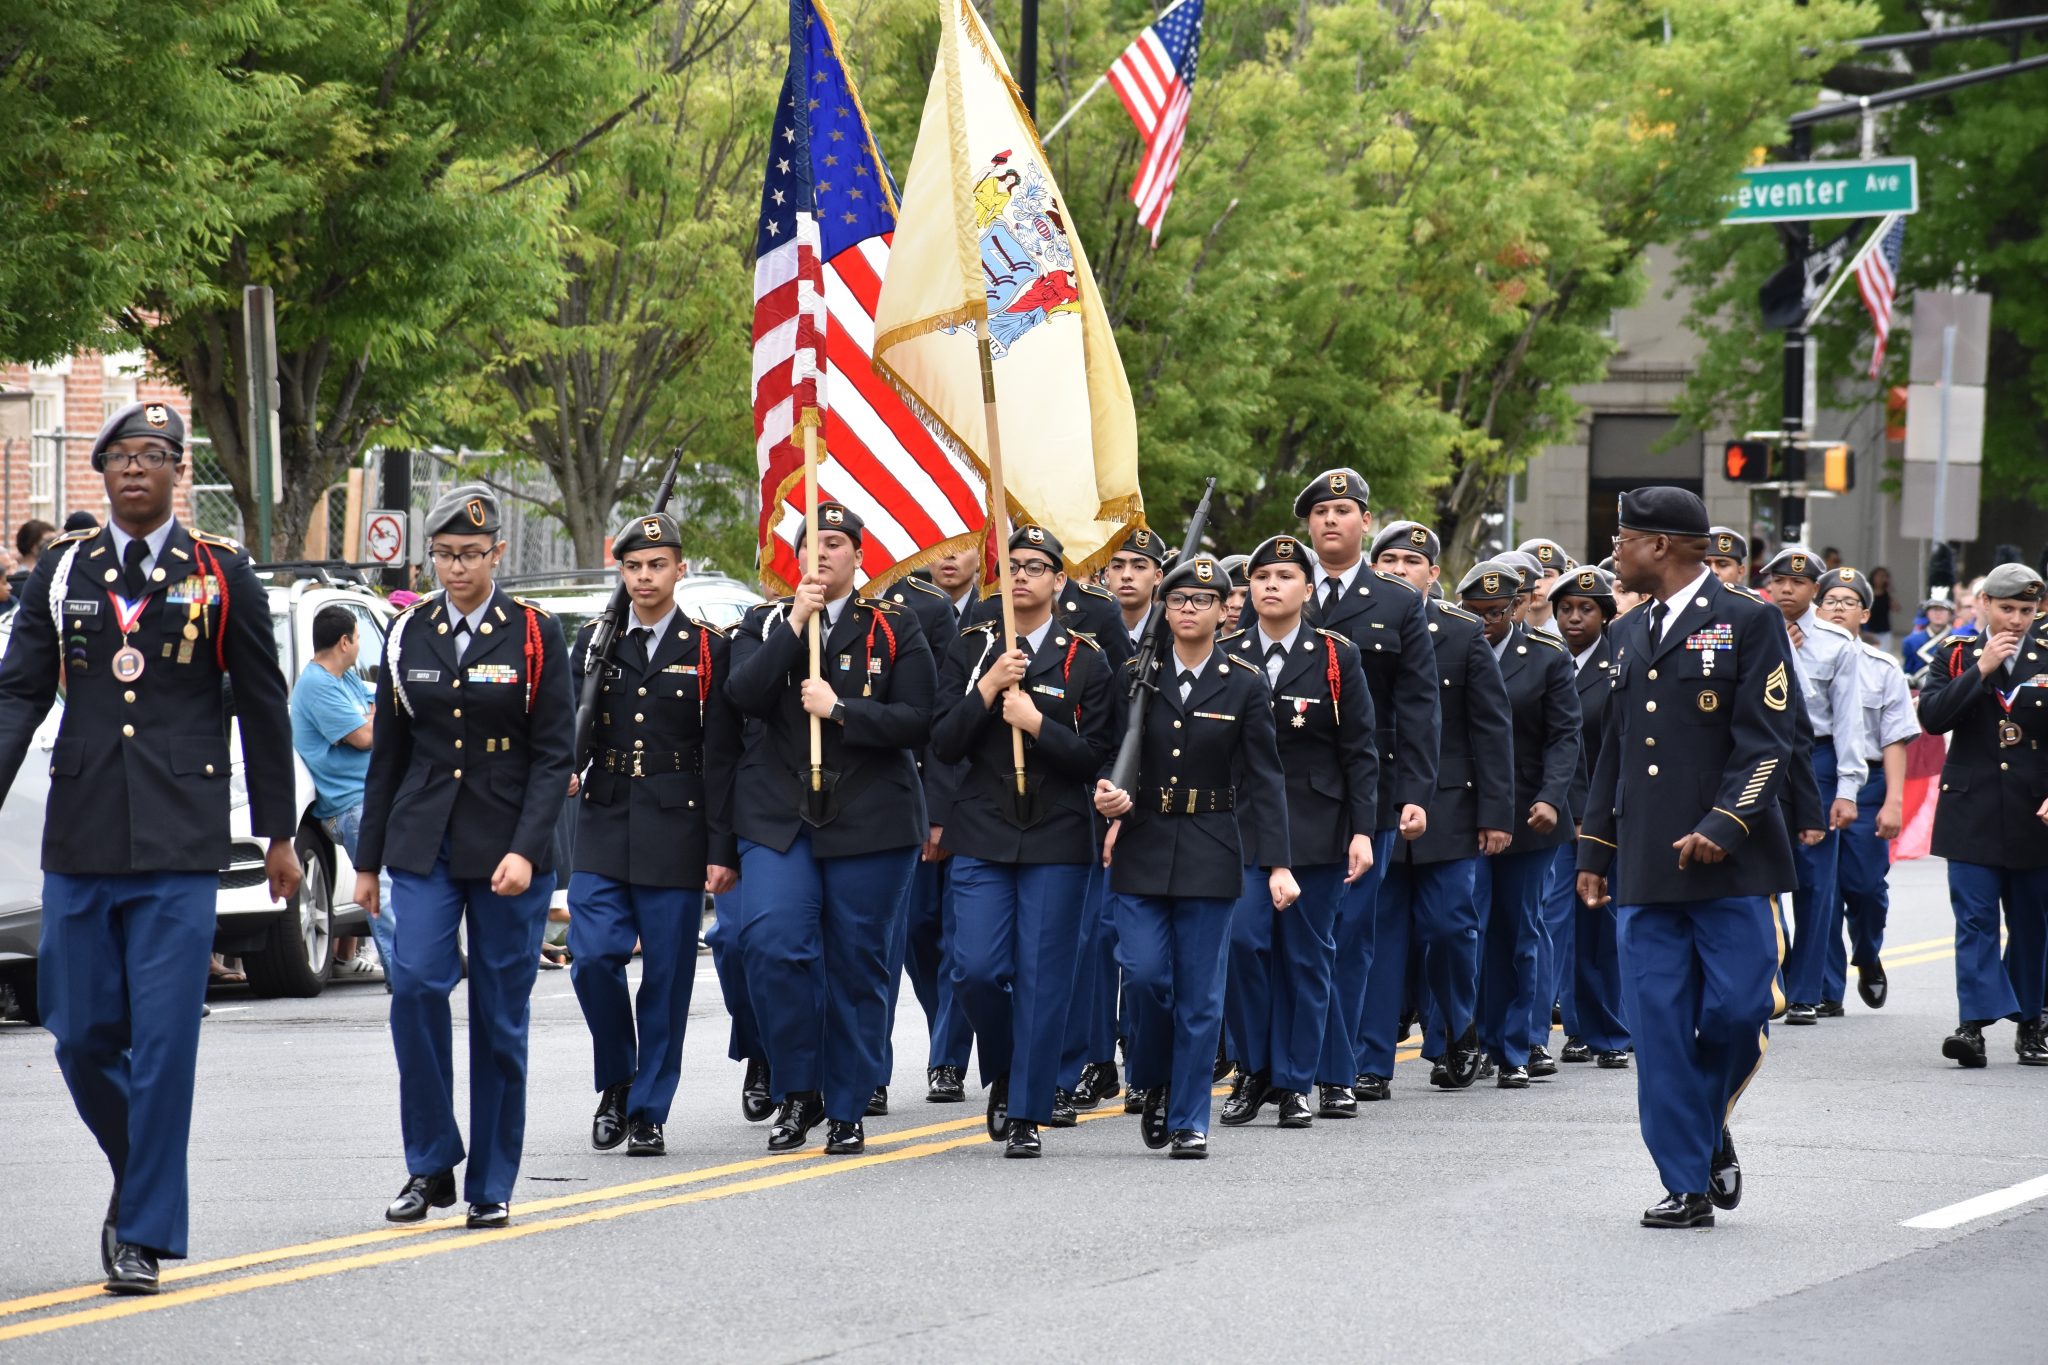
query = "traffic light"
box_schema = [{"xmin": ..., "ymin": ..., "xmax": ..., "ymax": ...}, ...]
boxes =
[
  {"xmin": 1723, "ymin": 440, "xmax": 1772, "ymax": 482},
  {"xmin": 1818, "ymin": 442, "xmax": 1854, "ymax": 493}
]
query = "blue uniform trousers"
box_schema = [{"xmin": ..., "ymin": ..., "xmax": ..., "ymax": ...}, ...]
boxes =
[
  {"xmin": 1571, "ymin": 886, "xmax": 1630, "ymax": 1054},
  {"xmin": 566, "ymin": 874, "xmax": 697, "ymax": 1124},
  {"xmin": 899, "ymin": 857, "xmax": 974, "ymax": 1073},
  {"xmin": 1947, "ymin": 861, "xmax": 2048, "ymax": 1026},
  {"xmin": 40, "ymin": 872, "xmax": 216, "ymax": 1258},
  {"xmin": 1362, "ymin": 857, "xmax": 1480, "ymax": 1071},
  {"xmin": 736, "ymin": 834, "xmax": 916, "ymax": 1121},
  {"xmin": 1317, "ymin": 829, "xmax": 1396, "ymax": 1083},
  {"xmin": 1479, "ymin": 847, "xmax": 1553, "ymax": 1065},
  {"xmin": 1225, "ymin": 863, "xmax": 1343, "ymax": 1093},
  {"xmin": 1113, "ymin": 893, "xmax": 1233, "ymax": 1134},
  {"xmin": 1782, "ymin": 740, "xmax": 1843, "ymax": 1004},
  {"xmin": 1618, "ymin": 896, "xmax": 1776, "ymax": 1196},
  {"xmin": 1537, "ymin": 844, "xmax": 1578, "ymax": 1037},
  {"xmin": 949, "ymin": 858, "xmax": 1088, "ymax": 1124},
  {"xmin": 1823, "ymin": 768, "xmax": 1891, "ymax": 1002},
  {"xmin": 704, "ymin": 889, "xmax": 763, "ymax": 1063},
  {"xmin": 388, "ymin": 855, "xmax": 554, "ymax": 1204},
  {"xmin": 1059, "ymin": 860, "xmax": 1122, "ymax": 1086}
]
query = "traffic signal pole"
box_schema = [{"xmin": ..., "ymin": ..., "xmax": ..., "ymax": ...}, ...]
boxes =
[{"xmin": 1778, "ymin": 117, "xmax": 1813, "ymax": 547}]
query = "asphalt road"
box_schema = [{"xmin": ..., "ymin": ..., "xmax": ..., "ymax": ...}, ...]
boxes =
[{"xmin": 4, "ymin": 855, "xmax": 2047, "ymax": 1363}]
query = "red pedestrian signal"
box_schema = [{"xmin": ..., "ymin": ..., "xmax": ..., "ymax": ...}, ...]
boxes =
[{"xmin": 1723, "ymin": 440, "xmax": 1772, "ymax": 483}]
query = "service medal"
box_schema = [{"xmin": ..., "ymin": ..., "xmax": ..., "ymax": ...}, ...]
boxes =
[
  {"xmin": 112, "ymin": 645, "xmax": 146, "ymax": 682},
  {"xmin": 1999, "ymin": 718, "xmax": 2023, "ymax": 748}
]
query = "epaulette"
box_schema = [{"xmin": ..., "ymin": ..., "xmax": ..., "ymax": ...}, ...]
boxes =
[
  {"xmin": 391, "ymin": 594, "xmax": 430, "ymax": 618},
  {"xmin": 1725, "ymin": 584, "xmax": 1768, "ymax": 603},
  {"xmin": 1221, "ymin": 651, "xmax": 1263, "ymax": 673},
  {"xmin": 889, "ymin": 576, "xmax": 948, "ymax": 603},
  {"xmin": 1218, "ymin": 628, "xmax": 1247, "ymax": 643},
  {"xmin": 1524, "ymin": 630, "xmax": 1567, "ymax": 652},
  {"xmin": 964, "ymin": 619, "xmax": 999, "ymax": 635},
  {"xmin": 1373, "ymin": 568, "xmax": 1419, "ymax": 593},
  {"xmin": 192, "ymin": 529, "xmax": 244, "ymax": 553},
  {"xmin": 1077, "ymin": 581, "xmax": 1115, "ymax": 600},
  {"xmin": 1859, "ymin": 640, "xmax": 1900, "ymax": 668},
  {"xmin": 862, "ymin": 595, "xmax": 903, "ymax": 615},
  {"xmin": 1432, "ymin": 600, "xmax": 1479, "ymax": 623},
  {"xmin": 513, "ymin": 596, "xmax": 553, "ymax": 616},
  {"xmin": 1067, "ymin": 629, "xmax": 1102, "ymax": 651},
  {"xmin": 46, "ymin": 526, "xmax": 95, "ymax": 548},
  {"xmin": 686, "ymin": 614, "xmax": 728, "ymax": 638},
  {"xmin": 1312, "ymin": 626, "xmax": 1355, "ymax": 648}
]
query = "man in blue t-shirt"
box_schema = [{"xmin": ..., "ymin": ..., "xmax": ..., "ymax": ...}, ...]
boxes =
[{"xmin": 291, "ymin": 605, "xmax": 392, "ymax": 981}]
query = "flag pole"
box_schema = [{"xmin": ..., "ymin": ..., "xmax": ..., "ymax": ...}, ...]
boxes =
[
  {"xmin": 977, "ymin": 335, "xmax": 1028, "ymax": 795},
  {"xmin": 801, "ymin": 406, "xmax": 825, "ymax": 792},
  {"xmin": 1040, "ymin": 73, "xmax": 1106, "ymax": 145},
  {"xmin": 1804, "ymin": 212, "xmax": 1899, "ymax": 331}
]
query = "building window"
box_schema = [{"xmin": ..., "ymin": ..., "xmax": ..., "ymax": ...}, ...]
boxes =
[{"xmin": 27, "ymin": 378, "xmax": 64, "ymax": 522}]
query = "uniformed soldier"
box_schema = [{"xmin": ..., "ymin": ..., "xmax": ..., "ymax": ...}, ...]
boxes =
[
  {"xmin": 1813, "ymin": 568, "xmax": 1918, "ymax": 1013},
  {"xmin": 1460, "ymin": 562, "xmax": 1581, "ymax": 1087},
  {"xmin": 0, "ymin": 402, "xmax": 300, "ymax": 1294},
  {"xmin": 704, "ymin": 870, "xmax": 779, "ymax": 1121},
  {"xmin": 1218, "ymin": 553, "xmax": 1251, "ymax": 627},
  {"xmin": 566, "ymin": 512, "xmax": 740, "ymax": 1156},
  {"xmin": 1357, "ymin": 529, "xmax": 1511, "ymax": 1098},
  {"xmin": 725, "ymin": 501, "xmax": 936, "ymax": 1155},
  {"xmin": 1546, "ymin": 567, "xmax": 1629, "ymax": 1067},
  {"xmin": 1515, "ymin": 537, "xmax": 1572, "ymax": 638},
  {"xmin": 1093, "ymin": 555, "xmax": 1295, "ymax": 1157},
  {"xmin": 1915, "ymin": 564, "xmax": 2048, "ymax": 1068},
  {"xmin": 1704, "ymin": 527, "xmax": 1749, "ymax": 586},
  {"xmin": 1218, "ymin": 534, "xmax": 1377, "ymax": 1128},
  {"xmin": 356, "ymin": 485, "xmax": 573, "ymax": 1231},
  {"xmin": 1577, "ymin": 487, "xmax": 1800, "ymax": 1230},
  {"xmin": 930, "ymin": 526, "xmax": 1116, "ymax": 1156},
  {"xmin": 1760, "ymin": 547, "xmax": 1873, "ymax": 1023}
]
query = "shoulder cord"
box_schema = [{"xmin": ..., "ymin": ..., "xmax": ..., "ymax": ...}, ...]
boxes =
[
  {"xmin": 524, "ymin": 604, "xmax": 543, "ymax": 714},
  {"xmin": 861, "ymin": 605, "xmax": 897, "ymax": 696},
  {"xmin": 1324, "ymin": 635, "xmax": 1341, "ymax": 728},
  {"xmin": 1948, "ymin": 641, "xmax": 1966, "ymax": 681},
  {"xmin": 697, "ymin": 628, "xmax": 712, "ymax": 726},
  {"xmin": 1064, "ymin": 636, "xmax": 1082, "ymax": 729},
  {"xmin": 192, "ymin": 542, "xmax": 229, "ymax": 670},
  {"xmin": 964, "ymin": 631, "xmax": 999, "ymax": 693},
  {"xmin": 47, "ymin": 541, "xmax": 82, "ymax": 635}
]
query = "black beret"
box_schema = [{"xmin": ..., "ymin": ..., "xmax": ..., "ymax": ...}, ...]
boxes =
[
  {"xmin": 1371, "ymin": 519, "xmax": 1439, "ymax": 563},
  {"xmin": 613, "ymin": 511, "xmax": 683, "ymax": 560},
  {"xmin": 794, "ymin": 500, "xmax": 864, "ymax": 549},
  {"xmin": 1982, "ymin": 563, "xmax": 2046, "ymax": 603},
  {"xmin": 1116, "ymin": 526, "xmax": 1167, "ymax": 566},
  {"xmin": 1008, "ymin": 523, "xmax": 1064, "ymax": 562},
  {"xmin": 90, "ymin": 401, "xmax": 185, "ymax": 466},
  {"xmin": 1456, "ymin": 559, "xmax": 1519, "ymax": 602},
  {"xmin": 1616, "ymin": 486, "xmax": 1710, "ymax": 538},
  {"xmin": 1551, "ymin": 564, "xmax": 1617, "ymax": 614},
  {"xmin": 1706, "ymin": 525, "xmax": 1748, "ymax": 562},
  {"xmin": 1515, "ymin": 538, "xmax": 1570, "ymax": 571},
  {"xmin": 1160, "ymin": 554, "xmax": 1228, "ymax": 598},
  {"xmin": 62, "ymin": 510, "xmax": 98, "ymax": 533},
  {"xmin": 1819, "ymin": 566, "xmax": 1872, "ymax": 609},
  {"xmin": 1217, "ymin": 553, "xmax": 1250, "ymax": 588},
  {"xmin": 1761, "ymin": 545, "xmax": 1822, "ymax": 581},
  {"xmin": 1292, "ymin": 468, "xmax": 1370, "ymax": 518},
  {"xmin": 1246, "ymin": 535, "xmax": 1311, "ymax": 574},
  {"xmin": 424, "ymin": 484, "xmax": 502, "ymax": 538}
]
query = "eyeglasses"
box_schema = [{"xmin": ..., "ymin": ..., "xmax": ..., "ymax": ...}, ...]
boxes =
[
  {"xmin": 100, "ymin": 449, "xmax": 180, "ymax": 471},
  {"xmin": 1467, "ymin": 604, "xmax": 1513, "ymax": 621},
  {"xmin": 1611, "ymin": 532, "xmax": 1656, "ymax": 550},
  {"xmin": 428, "ymin": 548, "xmax": 496, "ymax": 567},
  {"xmin": 1006, "ymin": 559, "xmax": 1058, "ymax": 580},
  {"xmin": 1820, "ymin": 594, "xmax": 1863, "ymax": 610},
  {"xmin": 1164, "ymin": 591, "xmax": 1220, "ymax": 611}
]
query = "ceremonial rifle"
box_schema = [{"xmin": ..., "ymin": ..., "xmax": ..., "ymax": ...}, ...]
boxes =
[
  {"xmin": 1107, "ymin": 477, "xmax": 1216, "ymax": 794},
  {"xmin": 572, "ymin": 447, "xmax": 686, "ymax": 767}
]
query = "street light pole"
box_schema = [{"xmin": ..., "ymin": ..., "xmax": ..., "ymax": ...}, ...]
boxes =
[{"xmin": 1019, "ymin": 0, "xmax": 1039, "ymax": 120}]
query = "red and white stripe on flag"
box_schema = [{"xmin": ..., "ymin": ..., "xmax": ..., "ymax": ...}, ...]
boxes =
[{"xmin": 1105, "ymin": 0, "xmax": 1204, "ymax": 245}]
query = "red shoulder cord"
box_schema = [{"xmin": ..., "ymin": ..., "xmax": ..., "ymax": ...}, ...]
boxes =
[
  {"xmin": 523, "ymin": 605, "xmax": 543, "ymax": 713},
  {"xmin": 1063, "ymin": 636, "xmax": 1082, "ymax": 728},
  {"xmin": 193, "ymin": 542, "xmax": 229, "ymax": 670},
  {"xmin": 1324, "ymin": 635, "xmax": 1342, "ymax": 727},
  {"xmin": 1948, "ymin": 641, "xmax": 1965, "ymax": 679},
  {"xmin": 864, "ymin": 606, "xmax": 898, "ymax": 676},
  {"xmin": 697, "ymin": 628, "xmax": 712, "ymax": 724}
]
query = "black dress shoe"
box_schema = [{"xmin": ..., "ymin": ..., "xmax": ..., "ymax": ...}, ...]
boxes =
[
  {"xmin": 1004, "ymin": 1121, "xmax": 1042, "ymax": 1158},
  {"xmin": 1709, "ymin": 1126, "xmax": 1741, "ymax": 1210},
  {"xmin": 1943, "ymin": 1024, "xmax": 1989, "ymax": 1069},
  {"xmin": 1141, "ymin": 1087, "xmax": 1172, "ymax": 1150},
  {"xmin": 926, "ymin": 1065, "xmax": 966, "ymax": 1103},
  {"xmin": 768, "ymin": 1091, "xmax": 826, "ymax": 1150},
  {"xmin": 1527, "ymin": 1046, "xmax": 1558, "ymax": 1078},
  {"xmin": 1219, "ymin": 1071, "xmax": 1268, "ymax": 1126},
  {"xmin": 1641, "ymin": 1192, "xmax": 1714, "ymax": 1228},
  {"xmin": 2017, "ymin": 1020, "xmax": 2048, "ymax": 1067},
  {"xmin": 466, "ymin": 1202, "xmax": 510, "ymax": 1229},
  {"xmin": 1496, "ymin": 1064, "xmax": 1530, "ymax": 1090},
  {"xmin": 591, "ymin": 1082, "xmax": 630, "ymax": 1151},
  {"xmin": 1275, "ymin": 1090, "xmax": 1313, "ymax": 1128},
  {"xmin": 1397, "ymin": 1007, "xmax": 1418, "ymax": 1042},
  {"xmin": 1317, "ymin": 1083, "xmax": 1357, "ymax": 1118},
  {"xmin": 1068, "ymin": 1067, "xmax": 1101, "ymax": 1109},
  {"xmin": 741, "ymin": 1058, "xmax": 775, "ymax": 1123},
  {"xmin": 627, "ymin": 1120, "xmax": 665, "ymax": 1156},
  {"xmin": 1552, "ymin": 1002, "xmax": 1564, "ymax": 1027},
  {"xmin": 1440, "ymin": 1023, "xmax": 1481, "ymax": 1088},
  {"xmin": 1169, "ymin": 1129, "xmax": 1208, "ymax": 1159},
  {"xmin": 1477, "ymin": 1056, "xmax": 1497, "ymax": 1080},
  {"xmin": 1083, "ymin": 1060, "xmax": 1121, "ymax": 1104},
  {"xmin": 1050, "ymin": 1090, "xmax": 1079, "ymax": 1128},
  {"xmin": 101, "ymin": 1186, "xmax": 120, "ymax": 1278},
  {"xmin": 866, "ymin": 1086, "xmax": 889, "ymax": 1117},
  {"xmin": 1213, "ymin": 1042, "xmax": 1235, "ymax": 1082},
  {"xmin": 103, "ymin": 1243, "xmax": 159, "ymax": 1295},
  {"xmin": 1428, "ymin": 1059, "xmax": 1452, "ymax": 1088},
  {"xmin": 385, "ymin": 1170, "xmax": 457, "ymax": 1223},
  {"xmin": 1560, "ymin": 1037, "xmax": 1592, "ymax": 1063},
  {"xmin": 1353, "ymin": 1073, "xmax": 1390, "ymax": 1102},
  {"xmin": 1784, "ymin": 1002, "xmax": 1818, "ymax": 1025},
  {"xmin": 1595, "ymin": 1049, "xmax": 1632, "ymax": 1070},
  {"xmin": 824, "ymin": 1119, "xmax": 865, "ymax": 1155},
  {"xmin": 1122, "ymin": 1085, "xmax": 1148, "ymax": 1116},
  {"xmin": 1815, "ymin": 999, "xmax": 1845, "ymax": 1019},
  {"xmin": 1857, "ymin": 959, "xmax": 1888, "ymax": 1009},
  {"xmin": 986, "ymin": 1075, "xmax": 1010, "ymax": 1141}
]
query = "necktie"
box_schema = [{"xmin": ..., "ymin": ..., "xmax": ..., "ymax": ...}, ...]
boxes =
[
  {"xmin": 1264, "ymin": 642, "xmax": 1285, "ymax": 689},
  {"xmin": 626, "ymin": 627, "xmax": 651, "ymax": 669},
  {"xmin": 121, "ymin": 537, "xmax": 151, "ymax": 600},
  {"xmin": 1649, "ymin": 601, "xmax": 1668, "ymax": 643},
  {"xmin": 1320, "ymin": 576, "xmax": 1342, "ymax": 617},
  {"xmin": 452, "ymin": 617, "xmax": 471, "ymax": 661},
  {"xmin": 1178, "ymin": 667, "xmax": 1195, "ymax": 701}
]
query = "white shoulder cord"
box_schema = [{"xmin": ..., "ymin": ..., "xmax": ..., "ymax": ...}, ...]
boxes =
[
  {"xmin": 46, "ymin": 542, "xmax": 82, "ymax": 635},
  {"xmin": 388, "ymin": 594, "xmax": 439, "ymax": 719}
]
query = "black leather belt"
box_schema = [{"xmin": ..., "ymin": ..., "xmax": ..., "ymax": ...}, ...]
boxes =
[
  {"xmin": 598, "ymin": 748, "xmax": 701, "ymax": 776},
  {"xmin": 1146, "ymin": 787, "xmax": 1234, "ymax": 815}
]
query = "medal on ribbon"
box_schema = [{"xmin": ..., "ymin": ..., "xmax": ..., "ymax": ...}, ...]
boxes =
[{"xmin": 108, "ymin": 591, "xmax": 148, "ymax": 682}]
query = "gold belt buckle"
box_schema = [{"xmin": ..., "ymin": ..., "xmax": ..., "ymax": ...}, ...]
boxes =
[
  {"xmin": 632, "ymin": 750, "xmax": 644, "ymax": 778},
  {"xmin": 1186, "ymin": 789, "xmax": 1197, "ymax": 815}
]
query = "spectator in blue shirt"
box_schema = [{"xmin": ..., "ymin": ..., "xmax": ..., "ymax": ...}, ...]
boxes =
[{"xmin": 291, "ymin": 605, "xmax": 393, "ymax": 983}]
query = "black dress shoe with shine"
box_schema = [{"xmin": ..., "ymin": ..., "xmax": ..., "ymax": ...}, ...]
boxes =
[
  {"xmin": 768, "ymin": 1091, "xmax": 826, "ymax": 1150},
  {"xmin": 1709, "ymin": 1126, "xmax": 1741, "ymax": 1210},
  {"xmin": 1169, "ymin": 1129, "xmax": 1208, "ymax": 1159},
  {"xmin": 1275, "ymin": 1090, "xmax": 1313, "ymax": 1128},
  {"xmin": 1595, "ymin": 1049, "xmax": 1632, "ymax": 1069},
  {"xmin": 1496, "ymin": 1064, "xmax": 1530, "ymax": 1090},
  {"xmin": 1082, "ymin": 1060, "xmax": 1121, "ymax": 1104},
  {"xmin": 591, "ymin": 1082, "xmax": 630, "ymax": 1151},
  {"xmin": 1219, "ymin": 1071, "xmax": 1268, "ymax": 1126},
  {"xmin": 926, "ymin": 1065, "xmax": 966, "ymax": 1103},
  {"xmin": 1784, "ymin": 1002, "xmax": 1818, "ymax": 1025},
  {"xmin": 1815, "ymin": 999, "xmax": 1845, "ymax": 1019},
  {"xmin": 1353, "ymin": 1073, "xmax": 1389, "ymax": 1102},
  {"xmin": 986, "ymin": 1075, "xmax": 1010, "ymax": 1140},
  {"xmin": 866, "ymin": 1086, "xmax": 889, "ymax": 1117},
  {"xmin": 101, "ymin": 1186, "xmax": 120, "ymax": 1278},
  {"xmin": 1050, "ymin": 1090, "xmax": 1079, "ymax": 1127},
  {"xmin": 1122, "ymin": 1085, "xmax": 1148, "ymax": 1116},
  {"xmin": 466, "ymin": 1202, "xmax": 510, "ymax": 1229},
  {"xmin": 1943, "ymin": 1024, "xmax": 1988, "ymax": 1069},
  {"xmin": 1141, "ymin": 1088, "xmax": 1172, "ymax": 1150},
  {"xmin": 1428, "ymin": 1059, "xmax": 1452, "ymax": 1088},
  {"xmin": 1527, "ymin": 1046, "xmax": 1558, "ymax": 1078},
  {"xmin": 1004, "ymin": 1121, "xmax": 1042, "ymax": 1158},
  {"xmin": 1641, "ymin": 1192, "xmax": 1714, "ymax": 1229},
  {"xmin": 103, "ymin": 1243, "xmax": 160, "ymax": 1295},
  {"xmin": 741, "ymin": 1058, "xmax": 775, "ymax": 1122},
  {"xmin": 627, "ymin": 1120, "xmax": 665, "ymax": 1156},
  {"xmin": 1560, "ymin": 1037, "xmax": 1592, "ymax": 1063},
  {"xmin": 385, "ymin": 1170, "xmax": 457, "ymax": 1223},
  {"xmin": 825, "ymin": 1119, "xmax": 865, "ymax": 1155},
  {"xmin": 1441, "ymin": 1024, "xmax": 1483, "ymax": 1089},
  {"xmin": 1857, "ymin": 959, "xmax": 1888, "ymax": 1009},
  {"xmin": 1317, "ymin": 1083, "xmax": 1356, "ymax": 1118},
  {"xmin": 2017, "ymin": 1020, "xmax": 2048, "ymax": 1067}
]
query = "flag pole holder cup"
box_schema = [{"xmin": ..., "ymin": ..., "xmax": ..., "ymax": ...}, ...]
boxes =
[
  {"xmin": 1002, "ymin": 769, "xmax": 1047, "ymax": 830},
  {"xmin": 796, "ymin": 765, "xmax": 843, "ymax": 827}
]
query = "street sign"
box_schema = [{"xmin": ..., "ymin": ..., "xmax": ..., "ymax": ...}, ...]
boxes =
[
  {"xmin": 1722, "ymin": 156, "xmax": 1918, "ymax": 224},
  {"xmin": 363, "ymin": 509, "xmax": 408, "ymax": 565}
]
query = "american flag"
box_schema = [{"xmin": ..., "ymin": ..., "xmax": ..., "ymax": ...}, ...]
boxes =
[
  {"xmin": 752, "ymin": 0, "xmax": 985, "ymax": 593},
  {"xmin": 1853, "ymin": 215, "xmax": 1906, "ymax": 379},
  {"xmin": 1106, "ymin": 0, "xmax": 1205, "ymax": 245}
]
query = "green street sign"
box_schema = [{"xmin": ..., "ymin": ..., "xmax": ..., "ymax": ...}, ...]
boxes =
[{"xmin": 1723, "ymin": 156, "xmax": 1918, "ymax": 225}]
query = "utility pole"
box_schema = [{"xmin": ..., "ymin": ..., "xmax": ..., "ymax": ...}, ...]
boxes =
[{"xmin": 1019, "ymin": 0, "xmax": 1039, "ymax": 119}]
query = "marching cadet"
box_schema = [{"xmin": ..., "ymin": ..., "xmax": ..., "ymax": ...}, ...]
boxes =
[
  {"xmin": 1357, "ymin": 527, "xmax": 1510, "ymax": 1098},
  {"xmin": 567, "ymin": 512, "xmax": 739, "ymax": 1156},
  {"xmin": 1105, "ymin": 528, "xmax": 1167, "ymax": 665},
  {"xmin": 1460, "ymin": 562, "xmax": 1580, "ymax": 1088},
  {"xmin": 1915, "ymin": 564, "xmax": 2048, "ymax": 1068},
  {"xmin": 1546, "ymin": 567, "xmax": 1629, "ymax": 1067},
  {"xmin": 1760, "ymin": 547, "xmax": 1873, "ymax": 1023},
  {"xmin": 1704, "ymin": 527, "xmax": 1749, "ymax": 586},
  {"xmin": 930, "ymin": 526, "xmax": 1116, "ymax": 1156},
  {"xmin": 1515, "ymin": 537, "xmax": 1572, "ymax": 638},
  {"xmin": 1094, "ymin": 555, "xmax": 1296, "ymax": 1157},
  {"xmin": 1277, "ymin": 476, "xmax": 1439, "ymax": 1113},
  {"xmin": 726, "ymin": 501, "xmax": 936, "ymax": 1156},
  {"xmin": 1219, "ymin": 534, "xmax": 1377, "ymax": 1128},
  {"xmin": 0, "ymin": 402, "xmax": 299, "ymax": 1293},
  {"xmin": 1577, "ymin": 487, "xmax": 1800, "ymax": 1230},
  {"xmin": 357, "ymin": 485, "xmax": 574, "ymax": 1231},
  {"xmin": 1218, "ymin": 553, "xmax": 1251, "ymax": 626},
  {"xmin": 1813, "ymin": 568, "xmax": 1918, "ymax": 1013}
]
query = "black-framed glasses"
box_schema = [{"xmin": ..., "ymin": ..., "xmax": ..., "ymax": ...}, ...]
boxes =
[
  {"xmin": 1820, "ymin": 593, "xmax": 1863, "ymax": 610},
  {"xmin": 1468, "ymin": 604, "xmax": 1513, "ymax": 621},
  {"xmin": 101, "ymin": 449, "xmax": 180, "ymax": 471},
  {"xmin": 428, "ymin": 547, "xmax": 496, "ymax": 567},
  {"xmin": 1006, "ymin": 559, "xmax": 1057, "ymax": 580},
  {"xmin": 1164, "ymin": 591, "xmax": 1220, "ymax": 611}
]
